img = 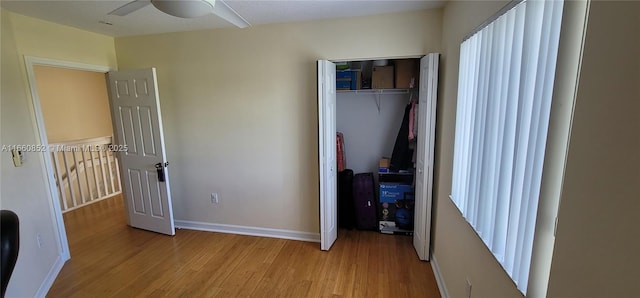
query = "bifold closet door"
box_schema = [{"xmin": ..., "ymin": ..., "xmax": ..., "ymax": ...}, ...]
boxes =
[
  {"xmin": 413, "ymin": 53, "xmax": 439, "ymax": 261},
  {"xmin": 318, "ymin": 60, "xmax": 338, "ymax": 251}
]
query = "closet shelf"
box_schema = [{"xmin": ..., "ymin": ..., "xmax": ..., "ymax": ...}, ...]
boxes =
[
  {"xmin": 337, "ymin": 88, "xmax": 413, "ymax": 113},
  {"xmin": 337, "ymin": 89, "xmax": 411, "ymax": 95}
]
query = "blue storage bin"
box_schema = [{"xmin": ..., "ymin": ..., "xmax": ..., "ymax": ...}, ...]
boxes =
[
  {"xmin": 336, "ymin": 70, "xmax": 352, "ymax": 79},
  {"xmin": 336, "ymin": 80, "xmax": 351, "ymax": 89},
  {"xmin": 350, "ymin": 71, "xmax": 361, "ymax": 90}
]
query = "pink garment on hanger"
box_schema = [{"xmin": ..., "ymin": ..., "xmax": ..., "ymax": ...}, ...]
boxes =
[
  {"xmin": 408, "ymin": 100, "xmax": 416, "ymax": 140},
  {"xmin": 413, "ymin": 100, "xmax": 419, "ymax": 138},
  {"xmin": 337, "ymin": 132, "xmax": 346, "ymax": 172}
]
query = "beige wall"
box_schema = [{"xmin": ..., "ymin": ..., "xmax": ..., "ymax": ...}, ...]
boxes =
[
  {"xmin": 433, "ymin": 1, "xmax": 523, "ymax": 297},
  {"xmin": 34, "ymin": 66, "xmax": 113, "ymax": 143},
  {"xmin": 434, "ymin": 1, "xmax": 640, "ymax": 297},
  {"xmin": 0, "ymin": 9, "xmax": 116, "ymax": 297},
  {"xmin": 115, "ymin": 9, "xmax": 443, "ymax": 233},
  {"xmin": 547, "ymin": 1, "xmax": 640, "ymax": 296},
  {"xmin": 9, "ymin": 13, "xmax": 117, "ymax": 67}
]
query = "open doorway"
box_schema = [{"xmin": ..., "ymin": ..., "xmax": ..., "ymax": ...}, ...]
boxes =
[
  {"xmin": 24, "ymin": 57, "xmax": 114, "ymax": 260},
  {"xmin": 33, "ymin": 65, "xmax": 122, "ymax": 213},
  {"xmin": 25, "ymin": 57, "xmax": 177, "ymax": 265},
  {"xmin": 25, "ymin": 56, "xmax": 120, "ymax": 261}
]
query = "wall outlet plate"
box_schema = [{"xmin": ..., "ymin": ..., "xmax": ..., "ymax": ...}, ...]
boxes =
[
  {"xmin": 211, "ymin": 193, "xmax": 219, "ymax": 205},
  {"xmin": 12, "ymin": 149, "xmax": 23, "ymax": 167},
  {"xmin": 465, "ymin": 278, "xmax": 472, "ymax": 298}
]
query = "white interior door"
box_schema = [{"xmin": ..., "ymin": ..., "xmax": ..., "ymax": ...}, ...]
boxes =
[
  {"xmin": 107, "ymin": 68, "xmax": 175, "ymax": 236},
  {"xmin": 413, "ymin": 54, "xmax": 439, "ymax": 260},
  {"xmin": 318, "ymin": 60, "xmax": 338, "ymax": 251}
]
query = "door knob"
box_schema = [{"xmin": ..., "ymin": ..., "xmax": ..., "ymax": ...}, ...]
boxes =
[{"xmin": 155, "ymin": 162, "xmax": 168, "ymax": 182}]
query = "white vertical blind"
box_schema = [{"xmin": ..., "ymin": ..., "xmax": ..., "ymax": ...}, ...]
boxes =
[{"xmin": 450, "ymin": 0, "xmax": 564, "ymax": 294}]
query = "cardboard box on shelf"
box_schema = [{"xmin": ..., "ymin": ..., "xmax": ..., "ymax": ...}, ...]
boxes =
[
  {"xmin": 395, "ymin": 59, "xmax": 419, "ymax": 89},
  {"xmin": 372, "ymin": 66, "xmax": 394, "ymax": 89}
]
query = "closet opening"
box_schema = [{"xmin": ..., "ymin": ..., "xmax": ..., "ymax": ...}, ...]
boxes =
[{"xmin": 318, "ymin": 54, "xmax": 439, "ymax": 261}]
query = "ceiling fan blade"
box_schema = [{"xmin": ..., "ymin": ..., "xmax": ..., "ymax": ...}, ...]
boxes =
[
  {"xmin": 108, "ymin": 0, "xmax": 151, "ymax": 16},
  {"xmin": 213, "ymin": 0, "xmax": 250, "ymax": 28}
]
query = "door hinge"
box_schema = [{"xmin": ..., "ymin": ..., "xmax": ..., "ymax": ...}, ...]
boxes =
[{"xmin": 553, "ymin": 216, "xmax": 558, "ymax": 237}]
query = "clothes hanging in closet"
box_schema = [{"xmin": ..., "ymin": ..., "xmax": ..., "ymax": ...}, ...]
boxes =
[
  {"xmin": 408, "ymin": 100, "xmax": 417, "ymax": 141},
  {"xmin": 336, "ymin": 132, "xmax": 346, "ymax": 172},
  {"xmin": 390, "ymin": 104, "xmax": 414, "ymax": 172}
]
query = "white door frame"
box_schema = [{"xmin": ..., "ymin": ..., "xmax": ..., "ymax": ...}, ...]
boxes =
[{"xmin": 23, "ymin": 56, "xmax": 115, "ymax": 261}]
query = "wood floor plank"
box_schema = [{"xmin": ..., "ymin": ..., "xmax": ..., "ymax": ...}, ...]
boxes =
[{"xmin": 47, "ymin": 196, "xmax": 440, "ymax": 297}]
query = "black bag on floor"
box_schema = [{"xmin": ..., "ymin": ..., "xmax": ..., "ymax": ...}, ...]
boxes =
[{"xmin": 338, "ymin": 169, "xmax": 355, "ymax": 229}]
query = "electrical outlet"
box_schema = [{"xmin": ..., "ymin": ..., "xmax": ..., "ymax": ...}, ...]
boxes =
[
  {"xmin": 12, "ymin": 149, "xmax": 24, "ymax": 167},
  {"xmin": 36, "ymin": 233, "xmax": 43, "ymax": 248},
  {"xmin": 465, "ymin": 278, "xmax": 472, "ymax": 298},
  {"xmin": 210, "ymin": 193, "xmax": 219, "ymax": 205}
]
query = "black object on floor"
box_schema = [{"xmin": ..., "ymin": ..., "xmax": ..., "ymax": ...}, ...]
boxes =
[
  {"xmin": 352, "ymin": 173, "xmax": 378, "ymax": 230},
  {"xmin": 338, "ymin": 169, "xmax": 355, "ymax": 229}
]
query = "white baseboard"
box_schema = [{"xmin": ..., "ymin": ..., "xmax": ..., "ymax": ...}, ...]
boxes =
[
  {"xmin": 35, "ymin": 255, "xmax": 66, "ymax": 298},
  {"xmin": 430, "ymin": 254, "xmax": 449, "ymax": 298},
  {"xmin": 175, "ymin": 220, "xmax": 320, "ymax": 243}
]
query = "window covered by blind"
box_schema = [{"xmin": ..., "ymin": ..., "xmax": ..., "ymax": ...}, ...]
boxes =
[{"xmin": 450, "ymin": 0, "xmax": 564, "ymax": 293}]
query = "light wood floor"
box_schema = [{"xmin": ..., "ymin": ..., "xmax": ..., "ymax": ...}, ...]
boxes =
[{"xmin": 48, "ymin": 195, "xmax": 440, "ymax": 297}]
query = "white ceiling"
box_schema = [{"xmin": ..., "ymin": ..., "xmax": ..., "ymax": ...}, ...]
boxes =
[{"xmin": 0, "ymin": 0, "xmax": 445, "ymax": 37}]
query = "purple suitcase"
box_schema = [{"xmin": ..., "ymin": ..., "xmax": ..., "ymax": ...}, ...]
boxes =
[{"xmin": 352, "ymin": 173, "xmax": 378, "ymax": 230}]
